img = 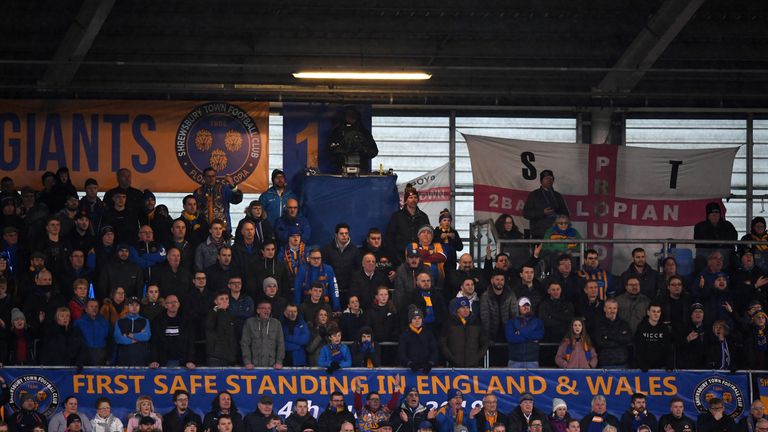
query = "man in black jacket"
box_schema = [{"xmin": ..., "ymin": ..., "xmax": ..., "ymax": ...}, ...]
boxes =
[
  {"xmin": 696, "ymin": 398, "xmax": 736, "ymax": 432},
  {"xmin": 150, "ymin": 294, "xmax": 196, "ymax": 369},
  {"xmin": 658, "ymin": 397, "xmax": 695, "ymax": 432},
  {"xmin": 285, "ymin": 399, "xmax": 318, "ymax": 432},
  {"xmin": 386, "ymin": 188, "xmax": 430, "ymax": 256},
  {"xmin": 523, "ymin": 169, "xmax": 569, "ymax": 239},
  {"xmin": 10, "ymin": 393, "xmax": 48, "ymax": 432},
  {"xmin": 390, "ymin": 388, "xmax": 436, "ymax": 432},
  {"xmin": 162, "ymin": 390, "xmax": 202, "ymax": 432},
  {"xmin": 244, "ymin": 396, "xmax": 278, "ymax": 432},
  {"xmin": 318, "ymin": 392, "xmax": 356, "ymax": 432},
  {"xmin": 593, "ymin": 299, "xmax": 631, "ymax": 369},
  {"xmin": 507, "ymin": 393, "xmax": 551, "ymax": 432},
  {"xmin": 322, "ymin": 223, "xmax": 361, "ymax": 301}
]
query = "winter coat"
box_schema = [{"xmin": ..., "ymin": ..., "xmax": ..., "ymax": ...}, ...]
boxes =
[
  {"xmin": 350, "ymin": 269, "xmax": 391, "ymax": 309},
  {"xmin": 593, "ymin": 315, "xmax": 632, "ymax": 367},
  {"xmin": 537, "ymin": 297, "xmax": 574, "ymax": 343},
  {"xmin": 580, "ymin": 413, "xmax": 619, "ymax": 432},
  {"xmin": 386, "ymin": 206, "xmax": 431, "ymax": 256},
  {"xmin": 281, "ymin": 315, "xmax": 311, "ymax": 367},
  {"xmin": 674, "ymin": 320, "xmax": 708, "ymax": 369},
  {"xmin": 507, "ymin": 407, "xmax": 551, "ymax": 432},
  {"xmin": 205, "ymin": 308, "xmax": 237, "ymax": 364},
  {"xmin": 479, "ymin": 287, "xmax": 518, "ymax": 342},
  {"xmin": 555, "ymin": 338, "xmax": 598, "ymax": 369},
  {"xmin": 317, "ymin": 343, "xmax": 352, "ymax": 368},
  {"xmin": 439, "ymin": 313, "xmax": 489, "ymax": 367},
  {"xmin": 616, "ymin": 292, "xmax": 651, "ymax": 333},
  {"xmin": 317, "ymin": 404, "xmax": 355, "ymax": 432},
  {"xmin": 506, "ymin": 314, "xmax": 544, "ymax": 362},
  {"xmin": 98, "ymin": 256, "xmax": 144, "ymax": 299},
  {"xmin": 294, "ymin": 264, "xmax": 340, "ymax": 311},
  {"xmin": 390, "ymin": 402, "xmax": 431, "ymax": 432},
  {"xmin": 162, "ymin": 409, "xmax": 202, "ymax": 432},
  {"xmin": 39, "ymin": 322, "xmax": 85, "ymax": 366},
  {"xmin": 241, "ymin": 316, "xmax": 285, "ymax": 367},
  {"xmin": 259, "ymin": 186, "xmax": 298, "ymax": 226},
  {"xmin": 619, "ymin": 264, "xmax": 664, "ymax": 299},
  {"xmin": 393, "ymin": 263, "xmax": 430, "ymax": 311},
  {"xmin": 150, "ymin": 312, "xmax": 196, "ymax": 366},
  {"xmin": 398, "ymin": 325, "xmax": 438, "ymax": 368},
  {"xmin": 657, "ymin": 414, "xmax": 695, "ymax": 432},
  {"xmin": 285, "ymin": 413, "xmax": 318, "ymax": 432},
  {"xmin": 436, "ymin": 405, "xmax": 477, "ymax": 432},
  {"xmin": 619, "ymin": 410, "xmax": 657, "ymax": 432},
  {"xmin": 523, "ymin": 187, "xmax": 569, "ymax": 239},
  {"xmin": 696, "ymin": 412, "xmax": 737, "ymax": 432},
  {"xmin": 322, "ymin": 241, "xmax": 361, "ymax": 293},
  {"xmin": 274, "ymin": 214, "xmax": 312, "ymax": 246},
  {"xmin": 366, "ymin": 303, "xmax": 400, "ymax": 343},
  {"xmin": 114, "ymin": 313, "xmax": 151, "ymax": 366},
  {"xmin": 91, "ymin": 414, "xmax": 124, "ymax": 432}
]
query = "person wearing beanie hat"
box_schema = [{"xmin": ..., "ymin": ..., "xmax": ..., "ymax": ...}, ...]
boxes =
[
  {"xmin": 407, "ymin": 225, "xmax": 446, "ymax": 286},
  {"xmin": 508, "ymin": 393, "xmax": 551, "ymax": 432},
  {"xmin": 10, "ymin": 391, "xmax": 47, "ymax": 432},
  {"xmin": 674, "ymin": 301, "xmax": 708, "ymax": 369},
  {"xmin": 549, "ymin": 399, "xmax": 570, "ymax": 432},
  {"xmin": 744, "ymin": 309, "xmax": 768, "ymax": 369},
  {"xmin": 399, "ymin": 305, "xmax": 437, "ymax": 374},
  {"xmin": 440, "ymin": 295, "xmax": 488, "ymax": 367},
  {"xmin": 523, "ymin": 169, "xmax": 569, "ymax": 239},
  {"xmin": 742, "ymin": 216, "xmax": 768, "ymax": 270},
  {"xmin": 386, "ymin": 184, "xmax": 431, "ymax": 257},
  {"xmin": 693, "ymin": 201, "xmax": 737, "ymax": 269},
  {"xmin": 259, "ymin": 275, "xmax": 287, "ymax": 319},
  {"xmin": 259, "ymin": 168, "xmax": 298, "ymax": 226},
  {"xmin": 435, "ymin": 389, "xmax": 478, "ymax": 432},
  {"xmin": 434, "ymin": 208, "xmax": 463, "ymax": 274},
  {"xmin": 66, "ymin": 414, "xmax": 83, "ymax": 432}
]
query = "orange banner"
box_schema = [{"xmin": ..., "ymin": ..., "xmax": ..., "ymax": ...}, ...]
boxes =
[{"xmin": 0, "ymin": 100, "xmax": 269, "ymax": 192}]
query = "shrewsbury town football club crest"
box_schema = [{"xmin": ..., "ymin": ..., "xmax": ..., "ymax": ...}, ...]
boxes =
[
  {"xmin": 175, "ymin": 102, "xmax": 262, "ymax": 185},
  {"xmin": 9, "ymin": 375, "xmax": 60, "ymax": 417}
]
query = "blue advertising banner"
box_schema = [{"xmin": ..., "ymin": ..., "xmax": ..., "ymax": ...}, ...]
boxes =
[
  {"xmin": 282, "ymin": 103, "xmax": 373, "ymax": 187},
  {"xmin": 0, "ymin": 368, "xmax": 750, "ymax": 425},
  {"xmin": 299, "ymin": 175, "xmax": 399, "ymax": 246}
]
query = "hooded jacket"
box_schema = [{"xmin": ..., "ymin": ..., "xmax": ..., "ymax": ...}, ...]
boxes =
[{"xmin": 241, "ymin": 316, "xmax": 285, "ymax": 367}]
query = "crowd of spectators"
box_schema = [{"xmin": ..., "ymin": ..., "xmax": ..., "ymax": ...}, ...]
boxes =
[
  {"xmin": 1, "ymin": 381, "xmax": 765, "ymax": 432},
  {"xmin": 0, "ymin": 165, "xmax": 765, "ymax": 371}
]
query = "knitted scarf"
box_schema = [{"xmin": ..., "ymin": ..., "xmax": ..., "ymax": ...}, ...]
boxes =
[
  {"xmin": 564, "ymin": 337, "xmax": 592, "ymax": 361},
  {"xmin": 409, "ymin": 324, "xmax": 422, "ymax": 334},
  {"xmin": 420, "ymin": 291, "xmax": 435, "ymax": 323},
  {"xmin": 329, "ymin": 343, "xmax": 344, "ymax": 362},
  {"xmin": 284, "ymin": 243, "xmax": 306, "ymax": 275}
]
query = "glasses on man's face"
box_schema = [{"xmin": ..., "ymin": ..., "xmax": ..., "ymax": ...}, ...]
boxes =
[
  {"xmin": 530, "ymin": 425, "xmax": 543, "ymax": 429},
  {"xmin": 194, "ymin": 276, "xmax": 206, "ymax": 280},
  {"xmin": 286, "ymin": 206, "xmax": 298, "ymax": 210},
  {"xmin": 309, "ymin": 256, "xmax": 321, "ymax": 260}
]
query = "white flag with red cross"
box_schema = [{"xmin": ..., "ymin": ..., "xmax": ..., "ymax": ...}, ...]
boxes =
[{"xmin": 464, "ymin": 134, "xmax": 739, "ymax": 269}]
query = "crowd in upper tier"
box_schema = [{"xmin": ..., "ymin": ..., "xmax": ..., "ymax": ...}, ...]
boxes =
[{"xmin": 0, "ymin": 165, "xmax": 765, "ymax": 370}]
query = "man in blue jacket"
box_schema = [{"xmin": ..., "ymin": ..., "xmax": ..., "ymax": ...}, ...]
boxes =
[
  {"xmin": 505, "ymin": 296, "xmax": 544, "ymax": 368},
  {"xmin": 259, "ymin": 169, "xmax": 297, "ymax": 226},
  {"xmin": 114, "ymin": 297, "xmax": 151, "ymax": 366},
  {"xmin": 294, "ymin": 249, "xmax": 340, "ymax": 312},
  {"xmin": 75, "ymin": 299, "xmax": 110, "ymax": 365},
  {"xmin": 281, "ymin": 303, "xmax": 311, "ymax": 366}
]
